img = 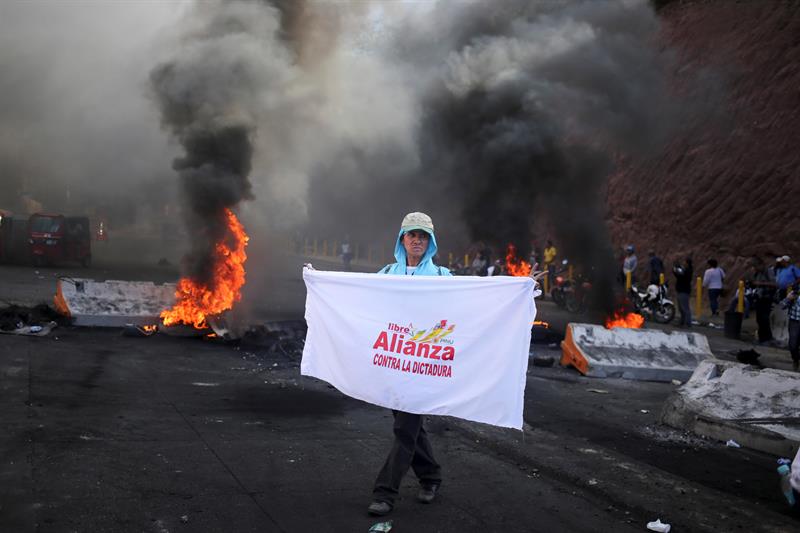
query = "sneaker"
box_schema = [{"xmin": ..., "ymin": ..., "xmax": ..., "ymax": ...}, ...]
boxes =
[
  {"xmin": 417, "ymin": 484, "xmax": 439, "ymax": 504},
  {"xmin": 367, "ymin": 500, "xmax": 393, "ymax": 516}
]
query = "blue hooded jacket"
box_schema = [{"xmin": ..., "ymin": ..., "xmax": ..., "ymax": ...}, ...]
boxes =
[{"xmin": 378, "ymin": 228, "xmax": 452, "ymax": 277}]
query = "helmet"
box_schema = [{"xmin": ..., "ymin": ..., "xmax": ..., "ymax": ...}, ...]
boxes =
[{"xmin": 625, "ymin": 245, "xmax": 635, "ymax": 253}]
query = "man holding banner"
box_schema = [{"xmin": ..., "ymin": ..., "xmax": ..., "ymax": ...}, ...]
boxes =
[
  {"xmin": 369, "ymin": 212, "xmax": 451, "ymax": 516},
  {"xmin": 301, "ymin": 212, "xmax": 536, "ymax": 517}
]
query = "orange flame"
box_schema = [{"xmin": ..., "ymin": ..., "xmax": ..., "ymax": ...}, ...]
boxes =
[
  {"xmin": 533, "ymin": 320, "xmax": 550, "ymax": 328},
  {"xmin": 605, "ymin": 311, "xmax": 644, "ymax": 329},
  {"xmin": 160, "ymin": 208, "xmax": 248, "ymax": 329},
  {"xmin": 142, "ymin": 324, "xmax": 157, "ymax": 333},
  {"xmin": 505, "ymin": 244, "xmax": 532, "ymax": 277}
]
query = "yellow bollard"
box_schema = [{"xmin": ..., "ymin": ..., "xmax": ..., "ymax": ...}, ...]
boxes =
[
  {"xmin": 313, "ymin": 238, "xmax": 318, "ymax": 256},
  {"xmin": 737, "ymin": 280, "xmax": 745, "ymax": 313},
  {"xmin": 695, "ymin": 276, "xmax": 702, "ymax": 318},
  {"xmin": 568, "ymin": 265, "xmax": 573, "ymax": 282},
  {"xmin": 625, "ymin": 271, "xmax": 632, "ymax": 292},
  {"xmin": 448, "ymin": 252, "xmax": 453, "ymax": 267},
  {"xmin": 659, "ymin": 272, "xmax": 665, "ymax": 286},
  {"xmin": 465, "ymin": 254, "xmax": 470, "ymax": 267},
  {"xmin": 543, "ymin": 274, "xmax": 550, "ymax": 298}
]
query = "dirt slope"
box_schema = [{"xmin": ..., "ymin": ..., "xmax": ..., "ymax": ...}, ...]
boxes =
[{"xmin": 607, "ymin": 0, "xmax": 800, "ymax": 282}]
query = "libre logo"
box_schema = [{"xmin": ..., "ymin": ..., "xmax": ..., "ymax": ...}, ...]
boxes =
[
  {"xmin": 372, "ymin": 320, "xmax": 455, "ymax": 378},
  {"xmin": 373, "ymin": 320, "xmax": 456, "ymax": 361}
]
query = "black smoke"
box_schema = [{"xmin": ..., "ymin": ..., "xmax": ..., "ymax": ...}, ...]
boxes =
[
  {"xmin": 305, "ymin": 0, "xmax": 689, "ymax": 312},
  {"xmin": 150, "ymin": 0, "xmax": 311, "ymax": 284}
]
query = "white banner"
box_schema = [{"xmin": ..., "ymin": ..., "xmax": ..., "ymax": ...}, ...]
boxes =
[{"xmin": 301, "ymin": 268, "xmax": 536, "ymax": 429}]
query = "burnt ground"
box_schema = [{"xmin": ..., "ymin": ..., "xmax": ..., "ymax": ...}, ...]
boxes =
[{"xmin": 1, "ymin": 260, "xmax": 798, "ymax": 531}]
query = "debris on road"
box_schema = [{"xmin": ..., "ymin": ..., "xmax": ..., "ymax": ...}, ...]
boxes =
[
  {"xmin": 640, "ymin": 410, "xmax": 650, "ymax": 414},
  {"xmin": 368, "ymin": 520, "xmax": 393, "ymax": 532},
  {"xmin": 122, "ymin": 324, "xmax": 157, "ymax": 337},
  {"xmin": 671, "ymin": 379, "xmax": 682, "ymax": 385},
  {"xmin": 0, "ymin": 321, "xmax": 58, "ymax": 336},
  {"xmin": 0, "ymin": 303, "xmax": 66, "ymax": 336},
  {"xmin": 726, "ymin": 439, "xmax": 741, "ymax": 448},
  {"xmin": 734, "ymin": 348, "xmax": 762, "ymax": 368},
  {"xmin": 587, "ymin": 389, "xmax": 609, "ymax": 394},
  {"xmin": 646, "ymin": 518, "xmax": 671, "ymax": 532}
]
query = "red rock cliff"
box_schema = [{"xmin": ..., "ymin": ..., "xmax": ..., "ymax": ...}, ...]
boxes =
[{"xmin": 607, "ymin": 0, "xmax": 800, "ymax": 282}]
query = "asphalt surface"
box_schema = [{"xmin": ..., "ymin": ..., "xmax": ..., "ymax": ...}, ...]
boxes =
[{"xmin": 1, "ymin": 258, "xmax": 799, "ymax": 532}]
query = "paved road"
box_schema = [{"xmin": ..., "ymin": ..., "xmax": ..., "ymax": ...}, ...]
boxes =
[
  {"xmin": 1, "ymin": 258, "xmax": 798, "ymax": 531},
  {"xmin": 1, "ymin": 329, "xmax": 797, "ymax": 532}
]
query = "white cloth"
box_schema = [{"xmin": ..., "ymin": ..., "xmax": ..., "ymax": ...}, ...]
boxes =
[
  {"xmin": 301, "ymin": 268, "xmax": 536, "ymax": 429},
  {"xmin": 792, "ymin": 445, "xmax": 800, "ymax": 492}
]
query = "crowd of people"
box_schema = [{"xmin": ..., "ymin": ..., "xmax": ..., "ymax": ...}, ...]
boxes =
[{"xmin": 621, "ymin": 246, "xmax": 800, "ymax": 371}]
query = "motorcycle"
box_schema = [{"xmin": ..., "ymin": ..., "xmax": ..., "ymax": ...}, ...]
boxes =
[
  {"xmin": 629, "ymin": 282, "xmax": 675, "ymax": 323},
  {"xmin": 549, "ymin": 260, "xmax": 572, "ymax": 308},
  {"xmin": 550, "ymin": 260, "xmax": 594, "ymax": 314},
  {"xmin": 565, "ymin": 276, "xmax": 593, "ymax": 314}
]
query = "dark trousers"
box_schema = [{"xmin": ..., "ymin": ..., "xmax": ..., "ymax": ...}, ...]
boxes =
[
  {"xmin": 677, "ymin": 292, "xmax": 692, "ymax": 326},
  {"xmin": 755, "ymin": 298, "xmax": 773, "ymax": 342},
  {"xmin": 708, "ymin": 288, "xmax": 722, "ymax": 314},
  {"xmin": 372, "ymin": 411, "xmax": 441, "ymax": 503},
  {"xmin": 788, "ymin": 319, "xmax": 800, "ymax": 362}
]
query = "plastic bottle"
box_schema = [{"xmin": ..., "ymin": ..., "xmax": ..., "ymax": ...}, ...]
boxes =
[{"xmin": 777, "ymin": 464, "xmax": 796, "ymax": 506}]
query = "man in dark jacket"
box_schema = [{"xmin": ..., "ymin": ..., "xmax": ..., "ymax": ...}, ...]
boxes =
[
  {"xmin": 673, "ymin": 257, "xmax": 693, "ymax": 327},
  {"xmin": 648, "ymin": 251, "xmax": 665, "ymax": 286}
]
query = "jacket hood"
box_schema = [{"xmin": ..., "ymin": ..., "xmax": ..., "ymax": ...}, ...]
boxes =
[
  {"xmin": 394, "ymin": 227, "xmax": 438, "ymax": 268},
  {"xmin": 377, "ymin": 227, "xmax": 451, "ymax": 276}
]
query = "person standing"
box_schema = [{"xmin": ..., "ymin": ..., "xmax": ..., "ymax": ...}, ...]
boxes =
[
  {"xmin": 648, "ymin": 251, "xmax": 665, "ymax": 286},
  {"xmin": 622, "ymin": 245, "xmax": 638, "ymax": 284},
  {"xmin": 751, "ymin": 259, "xmax": 777, "ymax": 343},
  {"xmin": 781, "ymin": 283, "xmax": 800, "ymax": 372},
  {"xmin": 369, "ymin": 212, "xmax": 450, "ymax": 516},
  {"xmin": 341, "ymin": 236, "xmax": 353, "ymax": 271},
  {"xmin": 543, "ymin": 240, "xmax": 557, "ymax": 288},
  {"xmin": 777, "ymin": 256, "xmax": 800, "ymax": 297},
  {"xmin": 702, "ymin": 259, "xmax": 725, "ymax": 316},
  {"xmin": 673, "ymin": 257, "xmax": 693, "ymax": 327}
]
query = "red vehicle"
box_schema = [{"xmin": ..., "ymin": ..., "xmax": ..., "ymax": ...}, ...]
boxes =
[{"xmin": 28, "ymin": 213, "xmax": 91, "ymax": 267}]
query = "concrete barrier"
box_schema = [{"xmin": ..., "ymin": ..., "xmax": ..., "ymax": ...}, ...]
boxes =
[
  {"xmin": 662, "ymin": 359, "xmax": 800, "ymax": 456},
  {"xmin": 560, "ymin": 323, "xmax": 713, "ymax": 382},
  {"xmin": 54, "ymin": 278, "xmax": 176, "ymax": 327}
]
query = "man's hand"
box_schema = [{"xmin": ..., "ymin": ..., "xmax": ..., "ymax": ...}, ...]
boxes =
[{"xmin": 529, "ymin": 262, "xmax": 547, "ymax": 282}]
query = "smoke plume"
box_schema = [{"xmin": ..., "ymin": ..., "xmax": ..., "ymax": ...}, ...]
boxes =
[
  {"xmin": 149, "ymin": 0, "xmax": 302, "ymax": 283},
  {"xmin": 303, "ymin": 0, "xmax": 691, "ymax": 311}
]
